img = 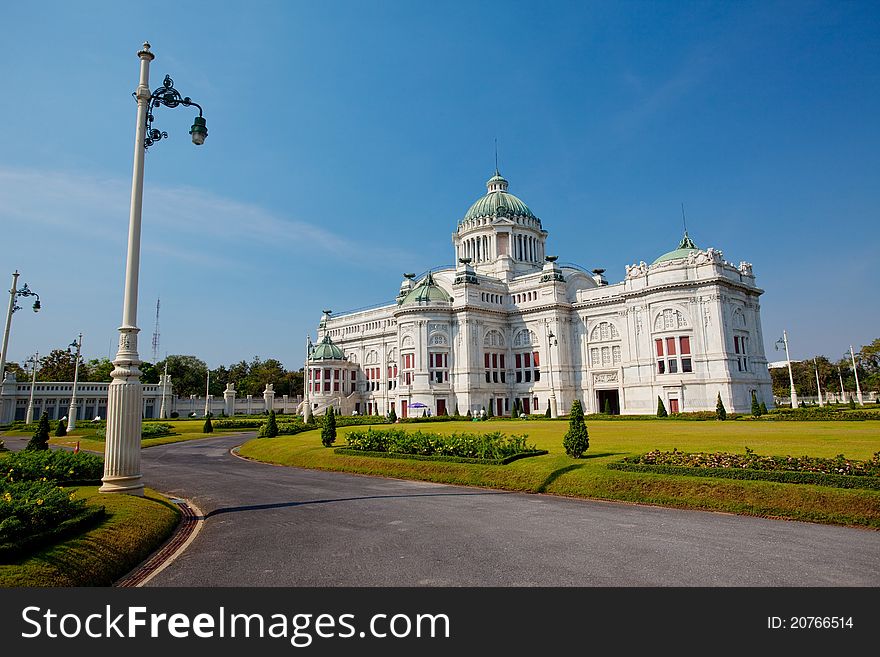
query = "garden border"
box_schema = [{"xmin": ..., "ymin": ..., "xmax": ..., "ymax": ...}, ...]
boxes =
[
  {"xmin": 333, "ymin": 447, "xmax": 548, "ymax": 465},
  {"xmin": 608, "ymin": 461, "xmax": 880, "ymax": 490}
]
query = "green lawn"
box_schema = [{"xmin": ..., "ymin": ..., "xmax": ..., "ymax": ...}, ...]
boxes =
[
  {"xmin": 0, "ymin": 486, "xmax": 179, "ymax": 587},
  {"xmin": 239, "ymin": 419, "xmax": 880, "ymax": 528},
  {"xmin": 2, "ymin": 419, "xmax": 246, "ymax": 453}
]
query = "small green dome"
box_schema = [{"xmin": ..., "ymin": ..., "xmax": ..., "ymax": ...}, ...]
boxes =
[
  {"xmin": 652, "ymin": 232, "xmax": 700, "ymax": 265},
  {"xmin": 400, "ymin": 272, "xmax": 452, "ymax": 306},
  {"xmin": 309, "ymin": 335, "xmax": 344, "ymax": 361},
  {"xmin": 461, "ymin": 171, "xmax": 537, "ymax": 223}
]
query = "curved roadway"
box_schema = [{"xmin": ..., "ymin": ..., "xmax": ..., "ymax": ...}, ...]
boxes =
[{"xmin": 132, "ymin": 435, "xmax": 879, "ymax": 586}]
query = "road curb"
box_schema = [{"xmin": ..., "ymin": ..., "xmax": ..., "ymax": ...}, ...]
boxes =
[{"xmin": 115, "ymin": 495, "xmax": 205, "ymax": 587}]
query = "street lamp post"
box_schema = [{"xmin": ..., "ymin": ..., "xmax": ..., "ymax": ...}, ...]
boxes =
[
  {"xmin": 204, "ymin": 369, "xmax": 211, "ymax": 416},
  {"xmin": 67, "ymin": 333, "xmax": 83, "ymax": 432},
  {"xmin": 838, "ymin": 367, "xmax": 846, "ymax": 405},
  {"xmin": 546, "ymin": 323, "xmax": 558, "ymax": 418},
  {"xmin": 159, "ymin": 362, "xmax": 168, "ymax": 419},
  {"xmin": 0, "ymin": 271, "xmax": 41, "ymax": 424},
  {"xmin": 775, "ymin": 330, "xmax": 798, "ymax": 409},
  {"xmin": 101, "ymin": 42, "xmax": 207, "ymax": 496},
  {"xmin": 25, "ymin": 352, "xmax": 39, "ymax": 424},
  {"xmin": 850, "ymin": 345, "xmax": 864, "ymax": 406},
  {"xmin": 303, "ymin": 336, "xmax": 312, "ymax": 423},
  {"xmin": 814, "ymin": 358, "xmax": 824, "ymax": 407}
]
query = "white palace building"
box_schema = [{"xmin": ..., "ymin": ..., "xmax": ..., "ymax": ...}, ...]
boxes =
[{"xmin": 303, "ymin": 170, "xmax": 773, "ymax": 418}]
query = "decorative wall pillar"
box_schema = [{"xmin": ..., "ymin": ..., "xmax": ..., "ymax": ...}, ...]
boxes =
[
  {"xmin": 263, "ymin": 383, "xmax": 275, "ymax": 412},
  {"xmin": 223, "ymin": 383, "xmax": 236, "ymax": 417}
]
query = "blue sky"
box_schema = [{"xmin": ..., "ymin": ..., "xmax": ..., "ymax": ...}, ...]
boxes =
[{"xmin": 1, "ymin": 1, "xmax": 877, "ymax": 369}]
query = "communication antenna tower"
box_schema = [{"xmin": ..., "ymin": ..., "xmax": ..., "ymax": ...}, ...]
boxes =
[{"xmin": 151, "ymin": 297, "xmax": 161, "ymax": 363}]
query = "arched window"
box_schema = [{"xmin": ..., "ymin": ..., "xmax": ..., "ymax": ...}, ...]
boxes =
[
  {"xmin": 589, "ymin": 321, "xmax": 620, "ymax": 342},
  {"xmin": 484, "ymin": 329, "xmax": 505, "ymax": 347},
  {"xmin": 654, "ymin": 308, "xmax": 689, "ymax": 332}
]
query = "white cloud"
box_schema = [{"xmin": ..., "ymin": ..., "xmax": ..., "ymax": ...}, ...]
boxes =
[{"xmin": 0, "ymin": 166, "xmax": 403, "ymax": 262}]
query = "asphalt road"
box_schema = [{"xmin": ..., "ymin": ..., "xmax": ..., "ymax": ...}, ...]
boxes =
[{"xmin": 112, "ymin": 434, "xmax": 880, "ymax": 587}]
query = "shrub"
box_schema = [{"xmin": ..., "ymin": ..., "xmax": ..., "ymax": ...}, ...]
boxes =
[
  {"xmin": 751, "ymin": 391, "xmax": 762, "ymax": 417},
  {"xmin": 388, "ymin": 408, "xmax": 397, "ymax": 423},
  {"xmin": 203, "ymin": 416, "xmax": 213, "ymax": 434},
  {"xmin": 656, "ymin": 396, "xmax": 668, "ymax": 418},
  {"xmin": 170, "ymin": 411, "xmax": 179, "ymax": 418},
  {"xmin": 96, "ymin": 423, "xmax": 173, "ymax": 439},
  {"xmin": 0, "ymin": 480, "xmax": 94, "ymax": 546},
  {"xmin": 25, "ymin": 413, "xmax": 51, "ymax": 451},
  {"xmin": 760, "ymin": 401, "xmax": 768, "ymax": 415},
  {"xmin": 1, "ymin": 449, "xmax": 104, "ymax": 483},
  {"xmin": 487, "ymin": 401, "xmax": 494, "ymax": 418},
  {"xmin": 511, "ymin": 399, "xmax": 519, "ymax": 418},
  {"xmin": 545, "ymin": 400, "xmax": 551, "ymax": 418},
  {"xmin": 344, "ymin": 428, "xmax": 539, "ymax": 460},
  {"xmin": 563, "ymin": 400, "xmax": 590, "ymax": 458},
  {"xmin": 260, "ymin": 410, "xmax": 279, "ymax": 438},
  {"xmin": 850, "ymin": 396, "xmax": 857, "ymax": 410},
  {"xmin": 604, "ymin": 398, "xmax": 612, "ymax": 415},
  {"xmin": 453, "ymin": 404, "xmax": 459, "ymax": 416},
  {"xmin": 716, "ymin": 393, "xmax": 727, "ymax": 421},
  {"xmin": 466, "ymin": 410, "xmax": 472, "ymax": 419},
  {"xmin": 621, "ymin": 448, "xmax": 880, "ymax": 480},
  {"xmin": 0, "ymin": 441, "xmax": 7, "ymax": 453},
  {"xmin": 322, "ymin": 407, "xmax": 337, "ymax": 447},
  {"xmin": 55, "ymin": 420, "xmax": 67, "ymax": 437}
]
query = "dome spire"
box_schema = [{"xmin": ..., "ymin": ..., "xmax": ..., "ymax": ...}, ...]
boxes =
[{"xmin": 494, "ymin": 137, "xmax": 499, "ymax": 176}]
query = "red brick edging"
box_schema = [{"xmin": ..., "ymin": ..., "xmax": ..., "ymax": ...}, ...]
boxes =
[{"xmin": 115, "ymin": 499, "xmax": 199, "ymax": 587}]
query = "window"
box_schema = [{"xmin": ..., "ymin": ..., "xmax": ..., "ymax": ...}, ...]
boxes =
[
  {"xmin": 514, "ymin": 351, "xmax": 540, "ymax": 383},
  {"xmin": 429, "ymin": 351, "xmax": 449, "ymax": 384},
  {"xmin": 656, "ymin": 335, "xmax": 693, "ymax": 375},
  {"xmin": 402, "ymin": 352, "xmax": 414, "ymax": 385},
  {"xmin": 484, "ymin": 351, "xmax": 506, "ymax": 384},
  {"xmin": 680, "ymin": 336, "xmax": 692, "ymax": 373},
  {"xmin": 734, "ymin": 335, "xmax": 749, "ymax": 372},
  {"xmin": 387, "ymin": 364, "xmax": 398, "ymax": 390}
]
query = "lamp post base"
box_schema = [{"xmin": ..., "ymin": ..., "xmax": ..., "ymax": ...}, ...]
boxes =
[
  {"xmin": 101, "ymin": 327, "xmax": 144, "ymax": 496},
  {"xmin": 99, "ymin": 475, "xmax": 144, "ymax": 496}
]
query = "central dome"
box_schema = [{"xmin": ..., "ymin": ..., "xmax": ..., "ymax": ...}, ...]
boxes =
[{"xmin": 461, "ymin": 171, "xmax": 537, "ymax": 223}]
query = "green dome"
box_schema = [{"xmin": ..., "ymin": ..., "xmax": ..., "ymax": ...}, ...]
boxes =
[
  {"xmin": 400, "ymin": 272, "xmax": 452, "ymax": 306},
  {"xmin": 652, "ymin": 232, "xmax": 699, "ymax": 265},
  {"xmin": 461, "ymin": 172, "xmax": 537, "ymax": 223},
  {"xmin": 309, "ymin": 335, "xmax": 344, "ymax": 361}
]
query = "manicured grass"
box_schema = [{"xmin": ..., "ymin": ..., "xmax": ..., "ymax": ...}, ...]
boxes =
[
  {"xmin": 238, "ymin": 419, "xmax": 880, "ymax": 528},
  {"xmin": 0, "ymin": 486, "xmax": 179, "ymax": 587},
  {"xmin": 0, "ymin": 420, "xmax": 244, "ymax": 453}
]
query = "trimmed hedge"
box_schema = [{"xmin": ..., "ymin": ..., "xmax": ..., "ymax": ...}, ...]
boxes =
[
  {"xmin": 0, "ymin": 480, "xmax": 103, "ymax": 549},
  {"xmin": 607, "ymin": 462, "xmax": 880, "ymax": 491},
  {"xmin": 334, "ymin": 447, "xmax": 548, "ymax": 465},
  {"xmin": 623, "ymin": 447, "xmax": 880, "ymax": 477},
  {"xmin": 95, "ymin": 423, "xmax": 173, "ymax": 440},
  {"xmin": 759, "ymin": 408, "xmax": 880, "ymax": 421},
  {"xmin": 0, "ymin": 503, "xmax": 105, "ymax": 560},
  {"xmin": 344, "ymin": 428, "xmax": 538, "ymax": 460},
  {"xmin": 1, "ymin": 450, "xmax": 104, "ymax": 484}
]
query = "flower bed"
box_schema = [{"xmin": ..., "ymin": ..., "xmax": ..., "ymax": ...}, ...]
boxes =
[
  {"xmin": 609, "ymin": 448, "xmax": 880, "ymax": 490},
  {"xmin": 342, "ymin": 428, "xmax": 543, "ymax": 462},
  {"xmin": 1, "ymin": 450, "xmax": 104, "ymax": 484},
  {"xmin": 0, "ymin": 480, "xmax": 105, "ymax": 556}
]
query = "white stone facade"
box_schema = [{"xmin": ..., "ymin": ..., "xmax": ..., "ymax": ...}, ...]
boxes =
[{"xmin": 306, "ymin": 172, "xmax": 774, "ymax": 418}]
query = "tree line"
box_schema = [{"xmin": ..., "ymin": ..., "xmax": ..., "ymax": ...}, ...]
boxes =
[
  {"xmin": 770, "ymin": 338, "xmax": 880, "ymax": 398},
  {"xmin": 4, "ymin": 351, "xmax": 304, "ymax": 399}
]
